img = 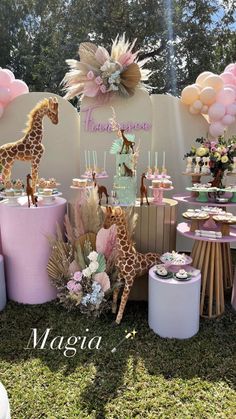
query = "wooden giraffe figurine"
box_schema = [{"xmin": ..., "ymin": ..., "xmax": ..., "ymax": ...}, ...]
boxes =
[
  {"xmin": 123, "ymin": 162, "xmax": 133, "ymax": 177},
  {"xmin": 120, "ymin": 129, "xmax": 135, "ymax": 154},
  {"xmin": 140, "ymin": 173, "xmax": 149, "ymax": 206},
  {"xmin": 103, "ymin": 206, "xmax": 160, "ymax": 324},
  {"xmin": 0, "ymin": 97, "xmax": 58, "ymax": 192},
  {"xmin": 92, "ymin": 172, "xmax": 109, "ymax": 205},
  {"xmin": 26, "ymin": 174, "xmax": 37, "ymax": 208}
]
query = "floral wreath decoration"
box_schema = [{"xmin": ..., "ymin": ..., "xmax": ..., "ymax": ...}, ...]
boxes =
[{"xmin": 62, "ymin": 34, "xmax": 151, "ymax": 101}]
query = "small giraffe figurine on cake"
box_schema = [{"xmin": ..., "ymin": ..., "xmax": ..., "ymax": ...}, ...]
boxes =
[
  {"xmin": 0, "ymin": 97, "xmax": 58, "ymax": 192},
  {"xmin": 103, "ymin": 206, "xmax": 160, "ymax": 324}
]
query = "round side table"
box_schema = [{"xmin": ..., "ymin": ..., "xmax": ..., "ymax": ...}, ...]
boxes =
[
  {"xmin": 177, "ymin": 222, "xmax": 236, "ymax": 318},
  {"xmin": 148, "ymin": 266, "xmax": 201, "ymax": 339},
  {"xmin": 0, "ymin": 381, "xmax": 10, "ymax": 419},
  {"xmin": 0, "ymin": 197, "xmax": 67, "ymax": 304}
]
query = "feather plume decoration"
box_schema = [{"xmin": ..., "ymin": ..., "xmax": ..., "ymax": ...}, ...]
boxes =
[
  {"xmin": 124, "ymin": 207, "xmax": 138, "ymax": 244},
  {"xmin": 80, "ymin": 187, "xmax": 103, "ymax": 234},
  {"xmin": 64, "ymin": 214, "xmax": 75, "ymax": 245},
  {"xmin": 62, "ymin": 34, "xmax": 151, "ymax": 101}
]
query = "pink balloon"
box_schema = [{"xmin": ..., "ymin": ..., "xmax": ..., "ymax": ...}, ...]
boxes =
[
  {"xmin": 3, "ymin": 69, "xmax": 15, "ymax": 81},
  {"xmin": 209, "ymin": 122, "xmax": 225, "ymax": 137},
  {"xmin": 226, "ymin": 103, "xmax": 236, "ymax": 116},
  {"xmin": 0, "ymin": 102, "xmax": 4, "ymax": 118},
  {"xmin": 208, "ymin": 102, "xmax": 225, "ymax": 121},
  {"xmin": 0, "ymin": 69, "xmax": 12, "ymax": 87},
  {"xmin": 220, "ymin": 72, "xmax": 236, "ymax": 86},
  {"xmin": 224, "ymin": 63, "xmax": 236, "ymax": 77},
  {"xmin": 9, "ymin": 79, "xmax": 29, "ymax": 100},
  {"xmin": 222, "ymin": 114, "xmax": 235, "ymax": 126},
  {"xmin": 224, "ymin": 84, "xmax": 236, "ymax": 95},
  {"xmin": 0, "ymin": 86, "xmax": 10, "ymax": 104},
  {"xmin": 216, "ymin": 87, "xmax": 235, "ymax": 106}
]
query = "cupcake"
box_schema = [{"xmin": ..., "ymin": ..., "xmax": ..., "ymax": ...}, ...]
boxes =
[
  {"xmin": 152, "ymin": 180, "xmax": 161, "ymax": 188},
  {"xmin": 38, "ymin": 178, "xmax": 47, "ymax": 189},
  {"xmin": 43, "ymin": 188, "xmax": 52, "ymax": 196},
  {"xmin": 176, "ymin": 269, "xmax": 188, "ymax": 279},
  {"xmin": 48, "ymin": 178, "xmax": 57, "ymax": 188},
  {"xmin": 156, "ymin": 266, "xmax": 168, "ymax": 277},
  {"xmin": 5, "ymin": 188, "xmax": 15, "ymax": 197},
  {"xmin": 162, "ymin": 179, "xmax": 172, "ymax": 189}
]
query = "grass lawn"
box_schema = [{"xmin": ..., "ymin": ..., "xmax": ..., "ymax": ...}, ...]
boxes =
[{"xmin": 0, "ymin": 298, "xmax": 235, "ymax": 419}]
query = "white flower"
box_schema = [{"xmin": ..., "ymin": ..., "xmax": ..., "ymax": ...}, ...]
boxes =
[
  {"xmin": 89, "ymin": 261, "xmax": 99, "ymax": 273},
  {"xmin": 82, "ymin": 267, "xmax": 92, "ymax": 278},
  {"xmin": 88, "ymin": 251, "xmax": 98, "ymax": 262}
]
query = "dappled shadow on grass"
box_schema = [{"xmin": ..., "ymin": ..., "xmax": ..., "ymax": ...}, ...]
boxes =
[{"xmin": 0, "ymin": 299, "xmax": 235, "ymax": 417}]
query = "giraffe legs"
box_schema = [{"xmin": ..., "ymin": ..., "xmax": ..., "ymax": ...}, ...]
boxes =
[
  {"xmin": 1, "ymin": 159, "xmax": 13, "ymax": 184},
  {"xmin": 145, "ymin": 191, "xmax": 149, "ymax": 205},
  {"xmin": 115, "ymin": 274, "xmax": 135, "ymax": 325},
  {"xmin": 112, "ymin": 272, "xmax": 123, "ymax": 314},
  {"xmin": 31, "ymin": 160, "xmax": 39, "ymax": 193}
]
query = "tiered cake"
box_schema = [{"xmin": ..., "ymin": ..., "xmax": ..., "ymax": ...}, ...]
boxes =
[{"xmin": 110, "ymin": 132, "xmax": 137, "ymax": 206}]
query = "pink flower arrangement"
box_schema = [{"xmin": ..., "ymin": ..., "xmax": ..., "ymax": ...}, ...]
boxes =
[
  {"xmin": 73, "ymin": 271, "xmax": 83, "ymax": 282},
  {"xmin": 67, "ymin": 280, "xmax": 82, "ymax": 293},
  {"xmin": 62, "ymin": 34, "xmax": 151, "ymax": 101}
]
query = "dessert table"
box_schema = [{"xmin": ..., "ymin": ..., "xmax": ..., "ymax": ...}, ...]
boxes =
[
  {"xmin": 177, "ymin": 222, "xmax": 236, "ymax": 318},
  {"xmin": 0, "ymin": 196, "xmax": 67, "ymax": 304},
  {"xmin": 148, "ymin": 266, "xmax": 201, "ymax": 339}
]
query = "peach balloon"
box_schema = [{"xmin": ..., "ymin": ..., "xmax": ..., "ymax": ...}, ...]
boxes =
[
  {"xmin": 217, "ymin": 87, "xmax": 235, "ymax": 106},
  {"xmin": 199, "ymin": 87, "xmax": 216, "ymax": 105},
  {"xmin": 189, "ymin": 105, "xmax": 200, "ymax": 114},
  {"xmin": 209, "ymin": 121, "xmax": 225, "ymax": 137},
  {"xmin": 196, "ymin": 71, "xmax": 213, "ymax": 86},
  {"xmin": 208, "ymin": 102, "xmax": 225, "ymax": 121},
  {"xmin": 181, "ymin": 85, "xmax": 200, "ymax": 105},
  {"xmin": 192, "ymin": 99, "xmax": 203, "ymax": 110},
  {"xmin": 202, "ymin": 74, "xmax": 224, "ymax": 91},
  {"xmin": 201, "ymin": 105, "xmax": 209, "ymax": 114}
]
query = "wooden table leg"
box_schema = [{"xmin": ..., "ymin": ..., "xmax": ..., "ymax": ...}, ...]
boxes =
[
  {"xmin": 200, "ymin": 242, "xmax": 211, "ymax": 316},
  {"xmin": 208, "ymin": 243, "xmax": 215, "ymax": 317}
]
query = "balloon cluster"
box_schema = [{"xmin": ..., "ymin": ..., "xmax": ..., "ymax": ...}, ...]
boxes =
[
  {"xmin": 181, "ymin": 63, "xmax": 236, "ymax": 137},
  {"xmin": 0, "ymin": 68, "xmax": 29, "ymax": 119}
]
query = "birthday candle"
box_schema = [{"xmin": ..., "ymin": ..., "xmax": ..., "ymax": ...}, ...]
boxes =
[
  {"xmin": 155, "ymin": 151, "xmax": 158, "ymax": 168},
  {"xmin": 84, "ymin": 150, "xmax": 88, "ymax": 169},
  {"xmin": 92, "ymin": 151, "xmax": 96, "ymax": 170},
  {"xmin": 88, "ymin": 150, "xmax": 91, "ymax": 169},
  {"xmin": 95, "ymin": 151, "xmax": 98, "ymax": 168},
  {"xmin": 148, "ymin": 151, "xmax": 151, "ymax": 168},
  {"xmin": 103, "ymin": 151, "xmax": 107, "ymax": 170},
  {"xmin": 162, "ymin": 151, "xmax": 165, "ymax": 169}
]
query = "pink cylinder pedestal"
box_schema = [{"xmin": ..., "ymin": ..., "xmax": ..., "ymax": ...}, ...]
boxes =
[{"xmin": 0, "ymin": 197, "xmax": 67, "ymax": 304}]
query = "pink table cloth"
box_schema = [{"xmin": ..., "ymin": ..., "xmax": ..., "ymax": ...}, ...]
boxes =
[{"xmin": 0, "ymin": 197, "xmax": 66, "ymax": 304}]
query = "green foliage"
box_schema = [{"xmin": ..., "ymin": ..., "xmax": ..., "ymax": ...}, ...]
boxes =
[
  {"xmin": 96, "ymin": 253, "xmax": 106, "ymax": 273},
  {"xmin": 0, "ymin": 0, "xmax": 235, "ymax": 96}
]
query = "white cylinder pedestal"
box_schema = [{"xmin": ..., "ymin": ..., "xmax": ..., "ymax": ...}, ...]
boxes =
[
  {"xmin": 0, "ymin": 382, "xmax": 10, "ymax": 419},
  {"xmin": 148, "ymin": 266, "xmax": 201, "ymax": 339}
]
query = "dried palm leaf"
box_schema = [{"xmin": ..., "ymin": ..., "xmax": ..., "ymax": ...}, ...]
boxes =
[
  {"xmin": 121, "ymin": 63, "xmax": 141, "ymax": 88},
  {"xmin": 75, "ymin": 232, "xmax": 96, "ymax": 251},
  {"xmin": 78, "ymin": 42, "xmax": 100, "ymax": 68}
]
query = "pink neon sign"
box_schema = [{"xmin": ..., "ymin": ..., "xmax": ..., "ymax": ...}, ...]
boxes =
[{"xmin": 81, "ymin": 106, "xmax": 152, "ymax": 133}]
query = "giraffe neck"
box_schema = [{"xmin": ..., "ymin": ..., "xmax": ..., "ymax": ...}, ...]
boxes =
[
  {"xmin": 23, "ymin": 108, "xmax": 47, "ymax": 143},
  {"xmin": 116, "ymin": 222, "xmax": 134, "ymax": 256}
]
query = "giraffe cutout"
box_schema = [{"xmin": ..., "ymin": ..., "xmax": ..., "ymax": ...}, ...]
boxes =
[
  {"xmin": 103, "ymin": 206, "xmax": 160, "ymax": 324},
  {"xmin": 0, "ymin": 97, "xmax": 58, "ymax": 191}
]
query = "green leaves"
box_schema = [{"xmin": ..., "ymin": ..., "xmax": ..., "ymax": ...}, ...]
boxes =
[{"xmin": 96, "ymin": 253, "xmax": 106, "ymax": 273}]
